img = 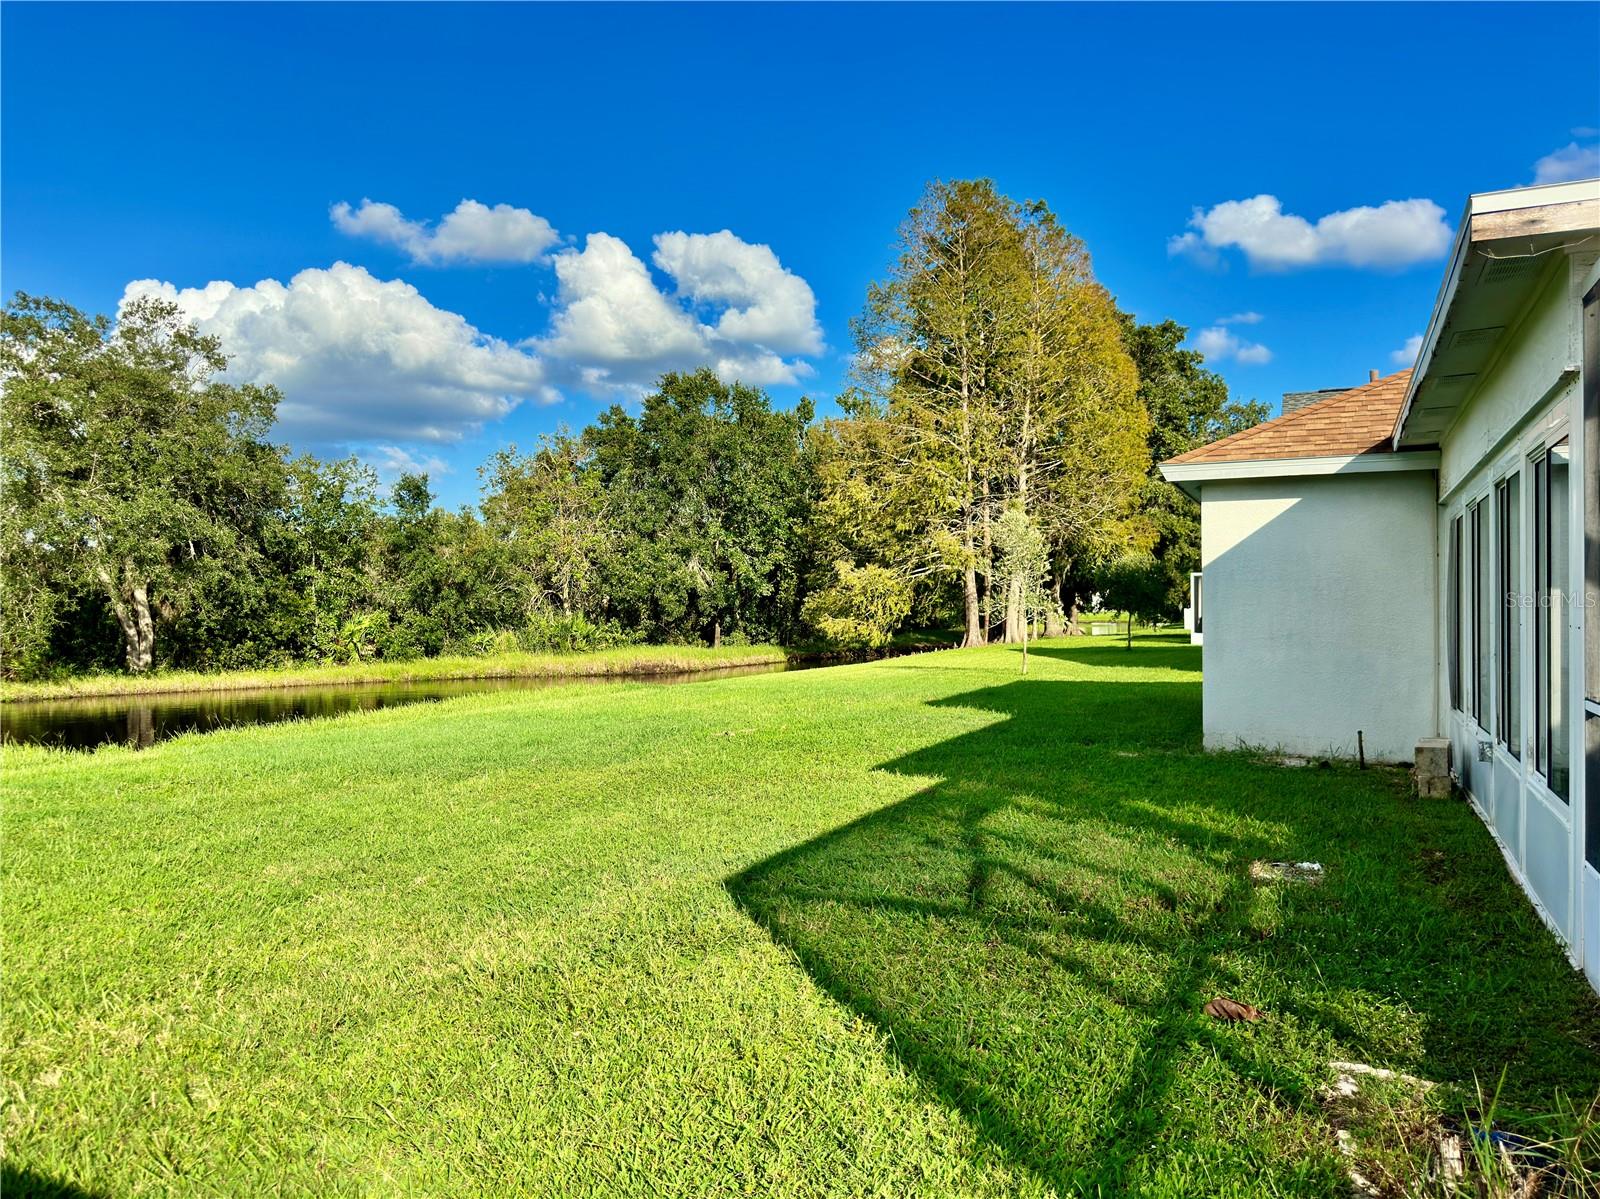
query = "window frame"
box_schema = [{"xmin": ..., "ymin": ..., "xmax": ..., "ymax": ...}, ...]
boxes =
[
  {"xmin": 1582, "ymin": 278, "xmax": 1598, "ymax": 866},
  {"xmin": 1532, "ymin": 435, "xmax": 1572, "ymax": 802},
  {"xmin": 1495, "ymin": 473, "xmax": 1521, "ymax": 758},
  {"xmin": 1448, "ymin": 513, "xmax": 1463, "ymax": 714},
  {"xmin": 1533, "ymin": 449, "xmax": 1548, "ymax": 779},
  {"xmin": 1471, "ymin": 497, "xmax": 1489, "ymax": 731}
]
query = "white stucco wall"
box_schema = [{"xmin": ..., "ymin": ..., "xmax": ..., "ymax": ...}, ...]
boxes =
[{"xmin": 1199, "ymin": 470, "xmax": 1438, "ymax": 761}]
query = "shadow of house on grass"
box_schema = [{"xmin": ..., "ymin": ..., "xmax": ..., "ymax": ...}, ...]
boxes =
[
  {"xmin": 1, "ymin": 1164, "xmax": 111, "ymax": 1199},
  {"xmin": 728, "ymin": 669, "xmax": 1600, "ymax": 1195},
  {"xmin": 1026, "ymin": 636, "xmax": 1202, "ymax": 673}
]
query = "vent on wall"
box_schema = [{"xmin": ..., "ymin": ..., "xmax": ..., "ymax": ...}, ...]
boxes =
[
  {"xmin": 1411, "ymin": 375, "xmax": 1476, "ymax": 425},
  {"xmin": 1477, "ymin": 255, "xmax": 1544, "ymax": 287},
  {"xmin": 1428, "ymin": 373, "xmax": 1477, "ymax": 394},
  {"xmin": 1449, "ymin": 326, "xmax": 1504, "ymax": 351}
]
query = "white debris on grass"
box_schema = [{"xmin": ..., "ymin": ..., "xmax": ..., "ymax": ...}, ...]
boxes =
[
  {"xmin": 1323, "ymin": 1060, "xmax": 1440, "ymax": 1198},
  {"xmin": 1437, "ymin": 1134, "xmax": 1465, "ymax": 1190},
  {"xmin": 1328, "ymin": 1060, "xmax": 1434, "ymax": 1090},
  {"xmin": 1334, "ymin": 1128, "xmax": 1383, "ymax": 1198},
  {"xmin": 1249, "ymin": 860, "xmax": 1325, "ymax": 884}
]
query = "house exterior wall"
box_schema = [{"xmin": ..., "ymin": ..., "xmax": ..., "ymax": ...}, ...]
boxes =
[
  {"xmin": 1435, "ymin": 251, "xmax": 1596, "ymax": 984},
  {"xmin": 1438, "ymin": 259, "xmax": 1587, "ymax": 498},
  {"xmin": 1198, "ymin": 470, "xmax": 1437, "ymax": 762}
]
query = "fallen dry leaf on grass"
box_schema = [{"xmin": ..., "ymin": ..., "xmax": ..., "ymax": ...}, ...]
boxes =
[{"xmin": 1204, "ymin": 996, "xmax": 1263, "ymax": 1022}]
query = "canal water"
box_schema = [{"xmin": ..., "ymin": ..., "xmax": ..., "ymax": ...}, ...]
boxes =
[{"xmin": 1, "ymin": 663, "xmax": 794, "ymax": 751}]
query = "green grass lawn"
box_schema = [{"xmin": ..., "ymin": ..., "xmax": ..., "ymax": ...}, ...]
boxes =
[{"xmin": 5, "ymin": 635, "xmax": 1597, "ymax": 1197}]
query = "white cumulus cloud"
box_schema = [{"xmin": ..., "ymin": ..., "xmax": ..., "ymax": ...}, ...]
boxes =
[
  {"xmin": 652, "ymin": 231, "xmax": 823, "ymax": 355},
  {"xmin": 1169, "ymin": 194, "xmax": 1451, "ymax": 271},
  {"xmin": 362, "ymin": 444, "xmax": 452, "ymax": 485},
  {"xmin": 123, "ymin": 211, "xmax": 824, "ymax": 458},
  {"xmin": 1390, "ymin": 332, "xmax": 1424, "ymax": 367},
  {"xmin": 119, "ymin": 262, "xmax": 551, "ymax": 444},
  {"xmin": 536, "ymin": 230, "xmax": 819, "ymax": 392},
  {"xmin": 1532, "ymin": 142, "xmax": 1600, "ymax": 185},
  {"xmin": 331, "ymin": 198, "xmax": 560, "ymax": 265},
  {"xmin": 1192, "ymin": 324, "xmax": 1271, "ymax": 365},
  {"xmin": 1218, "ymin": 311, "xmax": 1263, "ymax": 325}
]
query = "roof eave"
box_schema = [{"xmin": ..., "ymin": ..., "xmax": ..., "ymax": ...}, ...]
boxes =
[
  {"xmin": 1390, "ymin": 199, "xmax": 1475, "ymax": 448},
  {"xmin": 1160, "ymin": 450, "xmax": 1441, "ymax": 499},
  {"xmin": 1393, "ymin": 179, "xmax": 1600, "ymax": 449}
]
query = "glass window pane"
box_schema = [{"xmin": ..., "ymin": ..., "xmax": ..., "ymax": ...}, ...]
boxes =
[
  {"xmin": 1473, "ymin": 500, "xmax": 1491, "ymax": 730},
  {"xmin": 1449, "ymin": 515, "xmax": 1463, "ymax": 712},
  {"xmin": 1548, "ymin": 439, "xmax": 1570, "ymax": 801},
  {"xmin": 1496, "ymin": 476, "xmax": 1520, "ymax": 757},
  {"xmin": 1533, "ymin": 455, "xmax": 1547, "ymax": 775}
]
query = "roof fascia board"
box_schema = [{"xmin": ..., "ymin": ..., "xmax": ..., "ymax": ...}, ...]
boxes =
[
  {"xmin": 1393, "ymin": 200, "xmax": 1473, "ymax": 445},
  {"xmin": 1470, "ymin": 179, "xmax": 1600, "ymax": 215},
  {"xmin": 1161, "ymin": 450, "xmax": 1440, "ymax": 499}
]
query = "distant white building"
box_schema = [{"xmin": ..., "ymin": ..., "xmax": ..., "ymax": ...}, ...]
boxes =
[
  {"xmin": 1182, "ymin": 571, "xmax": 1202, "ymax": 645},
  {"xmin": 1161, "ymin": 179, "xmax": 1600, "ymax": 989}
]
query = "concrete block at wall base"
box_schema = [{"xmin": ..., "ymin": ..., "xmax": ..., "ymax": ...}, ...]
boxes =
[
  {"xmin": 1413, "ymin": 737, "xmax": 1451, "ymax": 780},
  {"xmin": 1413, "ymin": 773, "xmax": 1453, "ymax": 799}
]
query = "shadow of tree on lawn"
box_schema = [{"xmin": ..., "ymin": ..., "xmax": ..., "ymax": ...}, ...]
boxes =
[{"xmin": 729, "ymin": 667, "xmax": 1600, "ymax": 1196}]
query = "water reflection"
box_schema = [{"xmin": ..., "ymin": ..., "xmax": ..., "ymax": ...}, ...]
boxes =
[{"xmin": 1, "ymin": 663, "xmax": 792, "ymax": 751}]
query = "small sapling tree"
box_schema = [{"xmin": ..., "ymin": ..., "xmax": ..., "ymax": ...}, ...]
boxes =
[
  {"xmin": 988, "ymin": 505, "xmax": 1051, "ymax": 673},
  {"xmin": 1097, "ymin": 551, "xmax": 1170, "ymax": 649}
]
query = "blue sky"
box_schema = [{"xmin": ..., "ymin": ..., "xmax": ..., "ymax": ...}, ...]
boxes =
[{"xmin": 5, "ymin": 2, "xmax": 1598, "ymax": 508}]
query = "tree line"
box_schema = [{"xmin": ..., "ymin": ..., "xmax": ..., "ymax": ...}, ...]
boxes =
[{"xmin": 0, "ymin": 180, "xmax": 1266, "ymax": 680}]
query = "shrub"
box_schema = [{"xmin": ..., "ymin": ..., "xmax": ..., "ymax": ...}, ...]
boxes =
[
  {"xmin": 466, "ymin": 628, "xmax": 523, "ymax": 657},
  {"xmin": 0, "ymin": 577, "xmax": 59, "ymax": 681},
  {"xmin": 517, "ymin": 611, "xmax": 639, "ymax": 654},
  {"xmin": 319, "ymin": 611, "xmax": 393, "ymax": 665},
  {"xmin": 802, "ymin": 561, "xmax": 912, "ymax": 650}
]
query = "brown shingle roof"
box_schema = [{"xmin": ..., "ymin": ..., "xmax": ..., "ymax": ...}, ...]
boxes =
[{"xmin": 1162, "ymin": 369, "xmax": 1412, "ymax": 466}]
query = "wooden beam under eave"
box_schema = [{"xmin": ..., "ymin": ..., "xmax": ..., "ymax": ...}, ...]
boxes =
[{"xmin": 1471, "ymin": 198, "xmax": 1600, "ymax": 243}]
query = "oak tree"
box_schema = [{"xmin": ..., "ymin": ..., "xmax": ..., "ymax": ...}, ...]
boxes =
[{"xmin": 1, "ymin": 294, "xmax": 282, "ymax": 672}]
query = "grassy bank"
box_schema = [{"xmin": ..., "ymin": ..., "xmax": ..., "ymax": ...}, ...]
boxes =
[
  {"xmin": 0, "ymin": 643, "xmax": 789, "ymax": 703},
  {"xmin": 5, "ymin": 636, "xmax": 1597, "ymax": 1197}
]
